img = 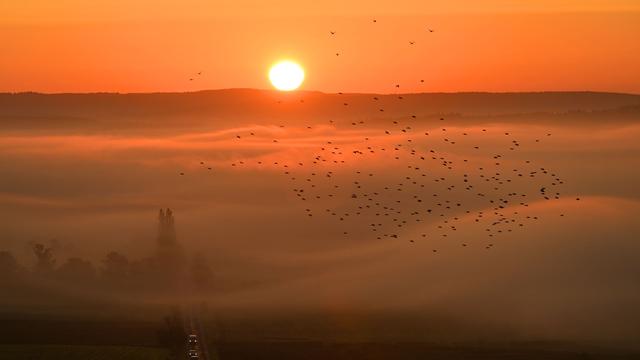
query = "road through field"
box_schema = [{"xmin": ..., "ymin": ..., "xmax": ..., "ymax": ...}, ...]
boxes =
[{"xmin": 186, "ymin": 306, "xmax": 218, "ymax": 360}]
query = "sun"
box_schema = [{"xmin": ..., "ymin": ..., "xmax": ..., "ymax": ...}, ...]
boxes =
[{"xmin": 269, "ymin": 60, "xmax": 305, "ymax": 91}]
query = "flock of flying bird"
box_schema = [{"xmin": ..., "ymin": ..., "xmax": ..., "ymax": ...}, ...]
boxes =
[{"xmin": 181, "ymin": 20, "xmax": 578, "ymax": 253}]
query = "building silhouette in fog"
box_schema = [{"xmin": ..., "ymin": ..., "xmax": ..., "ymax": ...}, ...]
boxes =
[
  {"xmin": 158, "ymin": 208, "xmax": 177, "ymax": 252},
  {"xmin": 156, "ymin": 208, "xmax": 185, "ymax": 281}
]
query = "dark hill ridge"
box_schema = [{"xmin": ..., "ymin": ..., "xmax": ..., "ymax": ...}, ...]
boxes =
[{"xmin": 1, "ymin": 90, "xmax": 639, "ymax": 132}]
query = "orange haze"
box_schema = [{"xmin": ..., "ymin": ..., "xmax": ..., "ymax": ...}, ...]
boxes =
[{"xmin": 1, "ymin": 1, "xmax": 639, "ymax": 93}]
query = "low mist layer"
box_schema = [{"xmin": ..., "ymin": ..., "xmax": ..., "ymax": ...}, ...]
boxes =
[{"xmin": 1, "ymin": 91, "xmax": 639, "ymax": 347}]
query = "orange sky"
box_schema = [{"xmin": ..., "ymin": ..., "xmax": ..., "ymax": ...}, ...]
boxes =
[{"xmin": 1, "ymin": 1, "xmax": 639, "ymax": 93}]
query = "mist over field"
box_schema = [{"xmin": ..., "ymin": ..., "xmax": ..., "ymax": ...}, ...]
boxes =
[{"xmin": 1, "ymin": 90, "xmax": 640, "ymax": 352}]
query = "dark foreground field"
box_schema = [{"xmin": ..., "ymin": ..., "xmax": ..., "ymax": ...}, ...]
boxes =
[
  {"xmin": 217, "ymin": 342, "xmax": 640, "ymax": 360},
  {"xmin": 0, "ymin": 345, "xmax": 168, "ymax": 360},
  {"xmin": 2, "ymin": 342, "xmax": 638, "ymax": 360},
  {"xmin": 1, "ymin": 316, "xmax": 640, "ymax": 359},
  {"xmin": 0, "ymin": 316, "xmax": 169, "ymax": 359}
]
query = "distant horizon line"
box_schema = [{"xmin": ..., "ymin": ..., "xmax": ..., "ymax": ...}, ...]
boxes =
[{"xmin": 2, "ymin": 88, "xmax": 640, "ymax": 96}]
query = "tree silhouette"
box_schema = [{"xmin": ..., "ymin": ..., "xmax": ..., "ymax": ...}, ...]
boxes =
[
  {"xmin": 101, "ymin": 251, "xmax": 130, "ymax": 284},
  {"xmin": 2, "ymin": 210, "xmax": 208, "ymax": 299},
  {"xmin": 32, "ymin": 243, "xmax": 56, "ymax": 275},
  {"xmin": 0, "ymin": 250, "xmax": 21, "ymax": 282},
  {"xmin": 57, "ymin": 257, "xmax": 96, "ymax": 283}
]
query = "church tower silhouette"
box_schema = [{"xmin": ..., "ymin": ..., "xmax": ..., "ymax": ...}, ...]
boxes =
[
  {"xmin": 156, "ymin": 208, "xmax": 185, "ymax": 278},
  {"xmin": 157, "ymin": 208, "xmax": 177, "ymax": 251}
]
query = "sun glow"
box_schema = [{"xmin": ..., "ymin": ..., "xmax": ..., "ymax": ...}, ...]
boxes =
[{"xmin": 269, "ymin": 61, "xmax": 305, "ymax": 91}]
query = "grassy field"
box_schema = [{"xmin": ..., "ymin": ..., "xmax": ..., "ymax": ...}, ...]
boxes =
[{"xmin": 0, "ymin": 345, "xmax": 169, "ymax": 360}]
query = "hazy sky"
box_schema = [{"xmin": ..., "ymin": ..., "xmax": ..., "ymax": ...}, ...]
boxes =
[{"xmin": 1, "ymin": 1, "xmax": 639, "ymax": 93}]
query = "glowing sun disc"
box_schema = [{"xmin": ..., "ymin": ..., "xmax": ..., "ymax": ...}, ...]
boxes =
[{"xmin": 269, "ymin": 61, "xmax": 305, "ymax": 91}]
